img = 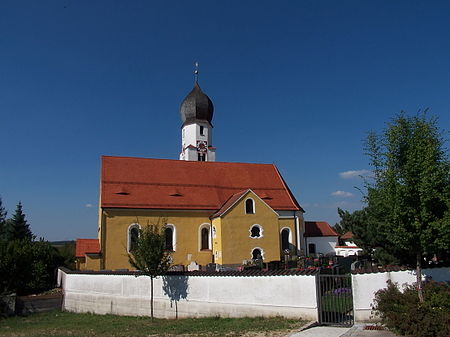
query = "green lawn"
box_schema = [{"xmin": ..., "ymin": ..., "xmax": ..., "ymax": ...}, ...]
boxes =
[{"xmin": 0, "ymin": 310, "xmax": 306, "ymax": 337}]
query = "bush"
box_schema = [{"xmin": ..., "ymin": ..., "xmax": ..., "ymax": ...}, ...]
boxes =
[
  {"xmin": 372, "ymin": 280, "xmax": 450, "ymax": 337},
  {"xmin": 0, "ymin": 239, "xmax": 64, "ymax": 296}
]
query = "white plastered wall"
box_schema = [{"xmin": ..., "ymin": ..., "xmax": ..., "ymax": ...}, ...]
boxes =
[
  {"xmin": 305, "ymin": 236, "xmax": 338, "ymax": 255},
  {"xmin": 61, "ymin": 271, "xmax": 318, "ymax": 320},
  {"xmin": 352, "ymin": 267, "xmax": 450, "ymax": 322},
  {"xmin": 60, "ymin": 267, "xmax": 450, "ymax": 322}
]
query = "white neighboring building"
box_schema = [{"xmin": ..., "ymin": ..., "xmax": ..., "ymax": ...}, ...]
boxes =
[
  {"xmin": 335, "ymin": 231, "xmax": 363, "ymax": 257},
  {"xmin": 304, "ymin": 221, "xmax": 339, "ymax": 256}
]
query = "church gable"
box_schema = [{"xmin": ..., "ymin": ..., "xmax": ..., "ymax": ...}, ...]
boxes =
[
  {"xmin": 211, "ymin": 189, "xmax": 278, "ymax": 219},
  {"xmin": 216, "ymin": 190, "xmax": 282, "ymax": 264}
]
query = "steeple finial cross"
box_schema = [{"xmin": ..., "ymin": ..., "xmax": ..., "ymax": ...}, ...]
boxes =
[{"xmin": 194, "ymin": 61, "xmax": 199, "ymax": 83}]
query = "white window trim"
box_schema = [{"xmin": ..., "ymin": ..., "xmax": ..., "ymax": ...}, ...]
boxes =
[
  {"xmin": 244, "ymin": 198, "xmax": 255, "ymax": 214},
  {"xmin": 127, "ymin": 223, "xmax": 141, "ymax": 253},
  {"xmin": 249, "ymin": 224, "xmax": 264, "ymax": 239},
  {"xmin": 280, "ymin": 227, "xmax": 292, "ymax": 244},
  {"xmin": 251, "ymin": 247, "xmax": 264, "ymax": 260},
  {"xmin": 165, "ymin": 223, "xmax": 176, "ymax": 251},
  {"xmin": 198, "ymin": 223, "xmax": 212, "ymax": 251}
]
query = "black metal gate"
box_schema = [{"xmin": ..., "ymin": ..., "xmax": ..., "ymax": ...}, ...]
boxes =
[{"xmin": 317, "ymin": 274, "xmax": 354, "ymax": 326}]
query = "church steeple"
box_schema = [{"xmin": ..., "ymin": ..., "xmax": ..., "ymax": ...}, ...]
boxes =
[
  {"xmin": 180, "ymin": 82, "xmax": 214, "ymax": 127},
  {"xmin": 179, "ymin": 66, "xmax": 216, "ymax": 162}
]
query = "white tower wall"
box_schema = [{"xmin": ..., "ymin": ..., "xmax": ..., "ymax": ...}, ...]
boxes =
[{"xmin": 180, "ymin": 122, "xmax": 215, "ymax": 161}]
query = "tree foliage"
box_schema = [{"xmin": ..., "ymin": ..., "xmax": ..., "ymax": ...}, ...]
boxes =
[
  {"xmin": 128, "ymin": 222, "xmax": 172, "ymax": 319},
  {"xmin": 0, "ymin": 239, "xmax": 64, "ymax": 295},
  {"xmin": 364, "ymin": 113, "xmax": 449, "ymax": 261},
  {"xmin": 6, "ymin": 202, "xmax": 33, "ymax": 241},
  {"xmin": 0, "ymin": 199, "xmax": 72, "ymax": 297},
  {"xmin": 0, "ymin": 197, "xmax": 7, "ymax": 241},
  {"xmin": 337, "ymin": 113, "xmax": 449, "ymax": 300}
]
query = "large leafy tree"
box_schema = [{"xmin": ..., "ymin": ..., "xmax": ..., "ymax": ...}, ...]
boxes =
[
  {"xmin": 335, "ymin": 207, "xmax": 400, "ymax": 265},
  {"xmin": 363, "ymin": 113, "xmax": 449, "ymax": 301},
  {"xmin": 7, "ymin": 202, "xmax": 33, "ymax": 241},
  {"xmin": 128, "ymin": 222, "xmax": 172, "ymax": 320}
]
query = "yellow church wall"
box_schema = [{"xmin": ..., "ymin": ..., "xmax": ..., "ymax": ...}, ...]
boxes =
[
  {"xmin": 101, "ymin": 209, "xmax": 214, "ymax": 270},
  {"xmin": 278, "ymin": 218, "xmax": 298, "ymax": 251},
  {"xmin": 211, "ymin": 217, "xmax": 223, "ymax": 264},
  {"xmin": 76, "ymin": 255, "xmax": 101, "ymax": 270},
  {"xmin": 219, "ymin": 191, "xmax": 281, "ymax": 265},
  {"xmin": 75, "ymin": 257, "xmax": 85, "ymax": 270},
  {"xmin": 85, "ymin": 254, "xmax": 101, "ymax": 270}
]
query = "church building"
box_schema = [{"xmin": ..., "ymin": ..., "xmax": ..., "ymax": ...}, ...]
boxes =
[{"xmin": 76, "ymin": 78, "xmax": 305, "ymax": 271}]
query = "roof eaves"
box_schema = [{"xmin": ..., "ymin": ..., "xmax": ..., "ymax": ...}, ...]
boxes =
[
  {"xmin": 272, "ymin": 164, "xmax": 304, "ymax": 212},
  {"xmin": 210, "ymin": 189, "xmax": 250, "ymax": 219}
]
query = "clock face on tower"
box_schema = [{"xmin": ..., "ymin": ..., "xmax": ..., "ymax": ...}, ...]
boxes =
[{"xmin": 197, "ymin": 140, "xmax": 207, "ymax": 153}]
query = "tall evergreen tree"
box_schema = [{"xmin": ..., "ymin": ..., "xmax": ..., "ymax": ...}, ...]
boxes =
[
  {"xmin": 7, "ymin": 202, "xmax": 33, "ymax": 241},
  {"xmin": 0, "ymin": 197, "xmax": 7, "ymax": 241}
]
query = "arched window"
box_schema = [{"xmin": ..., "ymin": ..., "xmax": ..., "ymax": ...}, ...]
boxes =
[
  {"xmin": 251, "ymin": 248, "xmax": 263, "ymax": 260},
  {"xmin": 199, "ymin": 223, "xmax": 211, "ymax": 250},
  {"xmin": 245, "ymin": 198, "xmax": 255, "ymax": 214},
  {"xmin": 249, "ymin": 224, "xmax": 263, "ymax": 238},
  {"xmin": 201, "ymin": 228, "xmax": 209, "ymax": 250},
  {"xmin": 281, "ymin": 228, "xmax": 290, "ymax": 251},
  {"xmin": 165, "ymin": 224, "xmax": 176, "ymax": 251},
  {"xmin": 127, "ymin": 223, "xmax": 140, "ymax": 253},
  {"xmin": 165, "ymin": 227, "xmax": 173, "ymax": 251}
]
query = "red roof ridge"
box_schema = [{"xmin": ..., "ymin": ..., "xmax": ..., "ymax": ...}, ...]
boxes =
[
  {"xmin": 210, "ymin": 189, "xmax": 249, "ymax": 218},
  {"xmin": 102, "ymin": 155, "xmax": 277, "ymax": 167}
]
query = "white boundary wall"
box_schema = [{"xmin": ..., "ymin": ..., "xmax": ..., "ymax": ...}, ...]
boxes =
[
  {"xmin": 60, "ymin": 271, "xmax": 318, "ymax": 320},
  {"xmin": 59, "ymin": 267, "xmax": 449, "ymax": 322},
  {"xmin": 352, "ymin": 267, "xmax": 450, "ymax": 322}
]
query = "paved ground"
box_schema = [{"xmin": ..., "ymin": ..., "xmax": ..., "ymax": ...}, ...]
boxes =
[{"xmin": 288, "ymin": 324, "xmax": 398, "ymax": 337}]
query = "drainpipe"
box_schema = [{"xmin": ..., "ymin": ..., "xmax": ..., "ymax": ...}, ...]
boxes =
[
  {"xmin": 210, "ymin": 220, "xmax": 214, "ymax": 264},
  {"xmin": 295, "ymin": 212, "xmax": 301, "ymax": 255}
]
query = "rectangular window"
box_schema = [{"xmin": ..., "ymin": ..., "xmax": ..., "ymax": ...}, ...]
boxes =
[{"xmin": 200, "ymin": 126, "xmax": 204, "ymax": 136}]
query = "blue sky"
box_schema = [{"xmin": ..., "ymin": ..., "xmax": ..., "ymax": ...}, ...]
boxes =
[{"xmin": 1, "ymin": 1, "xmax": 449, "ymax": 241}]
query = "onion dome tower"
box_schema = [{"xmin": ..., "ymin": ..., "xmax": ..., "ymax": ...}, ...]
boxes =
[{"xmin": 179, "ymin": 64, "xmax": 216, "ymax": 162}]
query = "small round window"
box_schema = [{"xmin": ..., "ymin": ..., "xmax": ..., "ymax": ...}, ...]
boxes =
[{"xmin": 249, "ymin": 224, "xmax": 263, "ymax": 238}]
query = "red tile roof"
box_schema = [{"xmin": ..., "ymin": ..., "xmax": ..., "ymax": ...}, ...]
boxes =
[
  {"xmin": 75, "ymin": 239, "xmax": 100, "ymax": 258},
  {"xmin": 304, "ymin": 221, "xmax": 338, "ymax": 237},
  {"xmin": 101, "ymin": 156, "xmax": 303, "ymax": 212},
  {"xmin": 340, "ymin": 231, "xmax": 354, "ymax": 240},
  {"xmin": 210, "ymin": 189, "xmax": 249, "ymax": 218}
]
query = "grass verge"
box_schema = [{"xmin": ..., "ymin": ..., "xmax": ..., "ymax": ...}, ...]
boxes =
[{"xmin": 0, "ymin": 310, "xmax": 306, "ymax": 337}]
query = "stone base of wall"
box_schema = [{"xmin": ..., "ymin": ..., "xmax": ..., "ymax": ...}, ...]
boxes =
[
  {"xmin": 64, "ymin": 292, "xmax": 316, "ymax": 320},
  {"xmin": 16, "ymin": 294, "xmax": 63, "ymax": 315},
  {"xmin": 0, "ymin": 294, "xmax": 16, "ymax": 316}
]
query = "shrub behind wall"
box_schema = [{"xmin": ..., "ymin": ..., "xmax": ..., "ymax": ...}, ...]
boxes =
[{"xmin": 372, "ymin": 280, "xmax": 450, "ymax": 337}]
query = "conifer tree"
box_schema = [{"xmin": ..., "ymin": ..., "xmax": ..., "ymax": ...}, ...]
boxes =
[
  {"xmin": 0, "ymin": 197, "xmax": 7, "ymax": 241},
  {"xmin": 7, "ymin": 202, "xmax": 33, "ymax": 241}
]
